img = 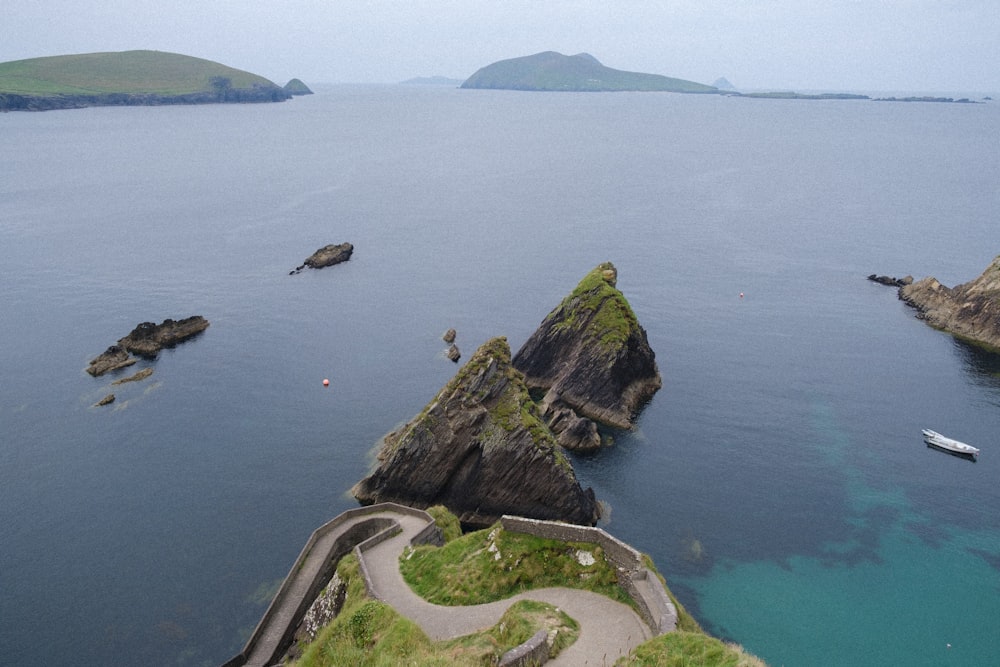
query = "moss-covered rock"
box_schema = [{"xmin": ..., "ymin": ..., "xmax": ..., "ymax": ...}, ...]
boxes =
[
  {"xmin": 352, "ymin": 337, "xmax": 599, "ymax": 527},
  {"xmin": 513, "ymin": 262, "xmax": 661, "ymax": 430}
]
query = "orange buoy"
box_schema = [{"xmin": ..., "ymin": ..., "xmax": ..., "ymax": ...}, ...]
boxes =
[{"xmin": 322, "ymin": 378, "xmax": 330, "ymax": 387}]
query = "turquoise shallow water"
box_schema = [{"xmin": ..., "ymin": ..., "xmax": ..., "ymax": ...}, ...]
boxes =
[{"xmin": 1, "ymin": 86, "xmax": 998, "ymax": 665}]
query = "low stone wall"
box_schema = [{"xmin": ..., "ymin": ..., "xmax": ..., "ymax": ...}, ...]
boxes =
[
  {"xmin": 223, "ymin": 503, "xmax": 438, "ymax": 667},
  {"xmin": 499, "ymin": 628, "xmax": 549, "ymax": 667},
  {"xmin": 499, "ymin": 515, "xmax": 677, "ymax": 635}
]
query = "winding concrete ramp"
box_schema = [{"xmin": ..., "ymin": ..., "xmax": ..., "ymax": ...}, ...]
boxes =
[
  {"xmin": 226, "ymin": 504, "xmax": 667, "ymax": 667},
  {"xmin": 358, "ymin": 513, "xmax": 653, "ymax": 666}
]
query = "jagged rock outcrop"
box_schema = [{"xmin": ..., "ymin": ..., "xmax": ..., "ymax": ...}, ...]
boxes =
[
  {"xmin": 87, "ymin": 316, "xmax": 208, "ymax": 376},
  {"xmin": 512, "ymin": 262, "xmax": 661, "ymax": 431},
  {"xmin": 118, "ymin": 316, "xmax": 209, "ymax": 357},
  {"xmin": 87, "ymin": 345, "xmax": 136, "ymax": 377},
  {"xmin": 290, "ymin": 242, "xmax": 354, "ymax": 274},
  {"xmin": 352, "ymin": 337, "xmax": 599, "ymax": 527},
  {"xmin": 899, "ymin": 255, "xmax": 1000, "ymax": 350},
  {"xmin": 868, "ymin": 273, "xmax": 913, "ymax": 287}
]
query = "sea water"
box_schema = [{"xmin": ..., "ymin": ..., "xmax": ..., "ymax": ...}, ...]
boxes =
[{"xmin": 1, "ymin": 85, "xmax": 998, "ymax": 666}]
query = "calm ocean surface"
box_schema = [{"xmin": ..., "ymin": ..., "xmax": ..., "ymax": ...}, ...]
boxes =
[{"xmin": 2, "ymin": 85, "xmax": 998, "ymax": 666}]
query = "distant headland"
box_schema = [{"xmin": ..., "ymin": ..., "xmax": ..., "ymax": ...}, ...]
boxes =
[
  {"xmin": 0, "ymin": 50, "xmax": 309, "ymax": 111},
  {"xmin": 460, "ymin": 51, "xmax": 718, "ymax": 93}
]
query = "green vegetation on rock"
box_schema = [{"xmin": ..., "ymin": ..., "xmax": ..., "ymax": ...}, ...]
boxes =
[
  {"xmin": 399, "ymin": 522, "xmax": 631, "ymax": 607},
  {"xmin": 461, "ymin": 51, "xmax": 718, "ymax": 93},
  {"xmin": 550, "ymin": 261, "xmax": 641, "ymax": 348},
  {"xmin": 616, "ymin": 631, "xmax": 767, "ymax": 667}
]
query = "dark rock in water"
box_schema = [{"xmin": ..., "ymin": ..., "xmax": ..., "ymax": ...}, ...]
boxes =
[
  {"xmin": 296, "ymin": 243, "xmax": 353, "ymax": 272},
  {"xmin": 446, "ymin": 343, "xmax": 461, "ymax": 362},
  {"xmin": 352, "ymin": 336, "xmax": 599, "ymax": 527},
  {"xmin": 898, "ymin": 255, "xmax": 1000, "ymax": 350},
  {"xmin": 111, "ymin": 367, "xmax": 154, "ymax": 385},
  {"xmin": 87, "ymin": 345, "xmax": 136, "ymax": 377},
  {"xmin": 513, "ymin": 262, "xmax": 661, "ymax": 430},
  {"xmin": 118, "ymin": 316, "xmax": 209, "ymax": 358},
  {"xmin": 442, "ymin": 328, "xmax": 457, "ymax": 343},
  {"xmin": 868, "ymin": 273, "xmax": 913, "ymax": 287},
  {"xmin": 95, "ymin": 394, "xmax": 115, "ymax": 407}
]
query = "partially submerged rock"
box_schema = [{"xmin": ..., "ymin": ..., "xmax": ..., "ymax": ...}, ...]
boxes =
[
  {"xmin": 446, "ymin": 343, "xmax": 461, "ymax": 362},
  {"xmin": 352, "ymin": 337, "xmax": 599, "ymax": 527},
  {"xmin": 118, "ymin": 316, "xmax": 209, "ymax": 358},
  {"xmin": 111, "ymin": 367, "xmax": 154, "ymax": 385},
  {"xmin": 513, "ymin": 262, "xmax": 661, "ymax": 431},
  {"xmin": 291, "ymin": 242, "xmax": 354, "ymax": 273},
  {"xmin": 899, "ymin": 255, "xmax": 1000, "ymax": 350},
  {"xmin": 95, "ymin": 394, "xmax": 115, "ymax": 407},
  {"xmin": 87, "ymin": 345, "xmax": 136, "ymax": 377},
  {"xmin": 87, "ymin": 316, "xmax": 209, "ymax": 376},
  {"xmin": 868, "ymin": 273, "xmax": 913, "ymax": 287}
]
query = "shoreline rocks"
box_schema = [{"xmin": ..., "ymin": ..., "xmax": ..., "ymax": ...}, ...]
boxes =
[
  {"xmin": 867, "ymin": 273, "xmax": 913, "ymax": 287},
  {"xmin": 897, "ymin": 255, "xmax": 1000, "ymax": 350}
]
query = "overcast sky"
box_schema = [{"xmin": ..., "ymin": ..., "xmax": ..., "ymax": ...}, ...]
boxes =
[{"xmin": 4, "ymin": 1, "xmax": 998, "ymax": 93}]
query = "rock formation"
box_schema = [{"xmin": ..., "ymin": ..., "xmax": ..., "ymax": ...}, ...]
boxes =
[
  {"xmin": 512, "ymin": 262, "xmax": 661, "ymax": 433},
  {"xmin": 352, "ymin": 337, "xmax": 599, "ymax": 527},
  {"xmin": 898, "ymin": 255, "xmax": 1000, "ymax": 350},
  {"xmin": 290, "ymin": 243, "xmax": 354, "ymax": 274},
  {"xmin": 118, "ymin": 316, "xmax": 209, "ymax": 357},
  {"xmin": 87, "ymin": 316, "xmax": 208, "ymax": 376},
  {"xmin": 868, "ymin": 273, "xmax": 913, "ymax": 287},
  {"xmin": 87, "ymin": 345, "xmax": 136, "ymax": 377}
]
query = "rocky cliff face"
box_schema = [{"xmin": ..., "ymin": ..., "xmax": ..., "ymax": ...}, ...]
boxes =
[
  {"xmin": 512, "ymin": 263, "xmax": 661, "ymax": 432},
  {"xmin": 899, "ymin": 255, "xmax": 1000, "ymax": 350},
  {"xmin": 352, "ymin": 337, "xmax": 599, "ymax": 527}
]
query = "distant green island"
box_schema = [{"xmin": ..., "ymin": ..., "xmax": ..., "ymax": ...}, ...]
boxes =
[
  {"xmin": 460, "ymin": 51, "xmax": 718, "ymax": 93},
  {"xmin": 0, "ymin": 50, "xmax": 309, "ymax": 111}
]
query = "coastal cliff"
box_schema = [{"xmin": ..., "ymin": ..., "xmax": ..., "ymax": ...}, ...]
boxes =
[
  {"xmin": 899, "ymin": 255, "xmax": 1000, "ymax": 350},
  {"xmin": 351, "ymin": 337, "xmax": 599, "ymax": 527},
  {"xmin": 513, "ymin": 262, "xmax": 661, "ymax": 433}
]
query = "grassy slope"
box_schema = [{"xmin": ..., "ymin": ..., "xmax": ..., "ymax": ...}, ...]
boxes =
[
  {"xmin": 294, "ymin": 508, "xmax": 765, "ymax": 666},
  {"xmin": 0, "ymin": 50, "xmax": 276, "ymax": 96}
]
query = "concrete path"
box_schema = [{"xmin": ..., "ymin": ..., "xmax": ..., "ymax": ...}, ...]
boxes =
[{"xmin": 360, "ymin": 513, "xmax": 653, "ymax": 666}]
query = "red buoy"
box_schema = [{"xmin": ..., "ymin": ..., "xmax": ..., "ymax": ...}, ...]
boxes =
[{"xmin": 322, "ymin": 378, "xmax": 330, "ymax": 387}]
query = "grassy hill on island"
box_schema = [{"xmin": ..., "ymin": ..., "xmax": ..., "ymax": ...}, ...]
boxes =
[
  {"xmin": 0, "ymin": 50, "xmax": 292, "ymax": 110},
  {"xmin": 461, "ymin": 51, "xmax": 718, "ymax": 93}
]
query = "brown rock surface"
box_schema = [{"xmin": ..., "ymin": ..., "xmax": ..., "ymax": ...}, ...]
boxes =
[{"xmin": 899, "ymin": 255, "xmax": 1000, "ymax": 350}]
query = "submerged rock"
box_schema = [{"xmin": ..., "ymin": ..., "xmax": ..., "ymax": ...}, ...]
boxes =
[
  {"xmin": 513, "ymin": 262, "xmax": 661, "ymax": 430},
  {"xmin": 95, "ymin": 394, "xmax": 115, "ymax": 407},
  {"xmin": 352, "ymin": 337, "xmax": 599, "ymax": 527},
  {"xmin": 111, "ymin": 367, "xmax": 154, "ymax": 385},
  {"xmin": 898, "ymin": 255, "xmax": 1000, "ymax": 350}
]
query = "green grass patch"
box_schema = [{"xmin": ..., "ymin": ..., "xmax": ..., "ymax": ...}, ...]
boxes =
[
  {"xmin": 292, "ymin": 555, "xmax": 578, "ymax": 667},
  {"xmin": 399, "ymin": 523, "xmax": 631, "ymax": 607},
  {"xmin": 426, "ymin": 505, "xmax": 462, "ymax": 543},
  {"xmin": 616, "ymin": 631, "xmax": 767, "ymax": 667},
  {"xmin": 0, "ymin": 50, "xmax": 275, "ymax": 96}
]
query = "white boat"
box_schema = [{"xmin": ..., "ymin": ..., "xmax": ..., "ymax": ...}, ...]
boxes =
[{"xmin": 923, "ymin": 429, "xmax": 979, "ymax": 459}]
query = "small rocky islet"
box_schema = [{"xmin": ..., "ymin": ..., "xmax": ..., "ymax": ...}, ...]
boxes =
[
  {"xmin": 289, "ymin": 242, "xmax": 354, "ymax": 274},
  {"xmin": 87, "ymin": 316, "xmax": 209, "ymax": 377}
]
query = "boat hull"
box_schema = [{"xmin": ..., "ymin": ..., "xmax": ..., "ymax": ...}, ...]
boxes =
[{"xmin": 923, "ymin": 429, "xmax": 979, "ymax": 460}]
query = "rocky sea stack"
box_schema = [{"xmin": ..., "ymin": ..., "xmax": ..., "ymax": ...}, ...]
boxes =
[
  {"xmin": 899, "ymin": 255, "xmax": 1000, "ymax": 350},
  {"xmin": 513, "ymin": 262, "xmax": 661, "ymax": 433},
  {"xmin": 352, "ymin": 336, "xmax": 599, "ymax": 527}
]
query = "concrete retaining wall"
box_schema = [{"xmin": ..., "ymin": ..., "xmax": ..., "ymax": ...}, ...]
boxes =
[
  {"xmin": 498, "ymin": 628, "xmax": 549, "ymax": 667},
  {"xmin": 499, "ymin": 515, "xmax": 677, "ymax": 635},
  {"xmin": 223, "ymin": 503, "xmax": 438, "ymax": 667}
]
